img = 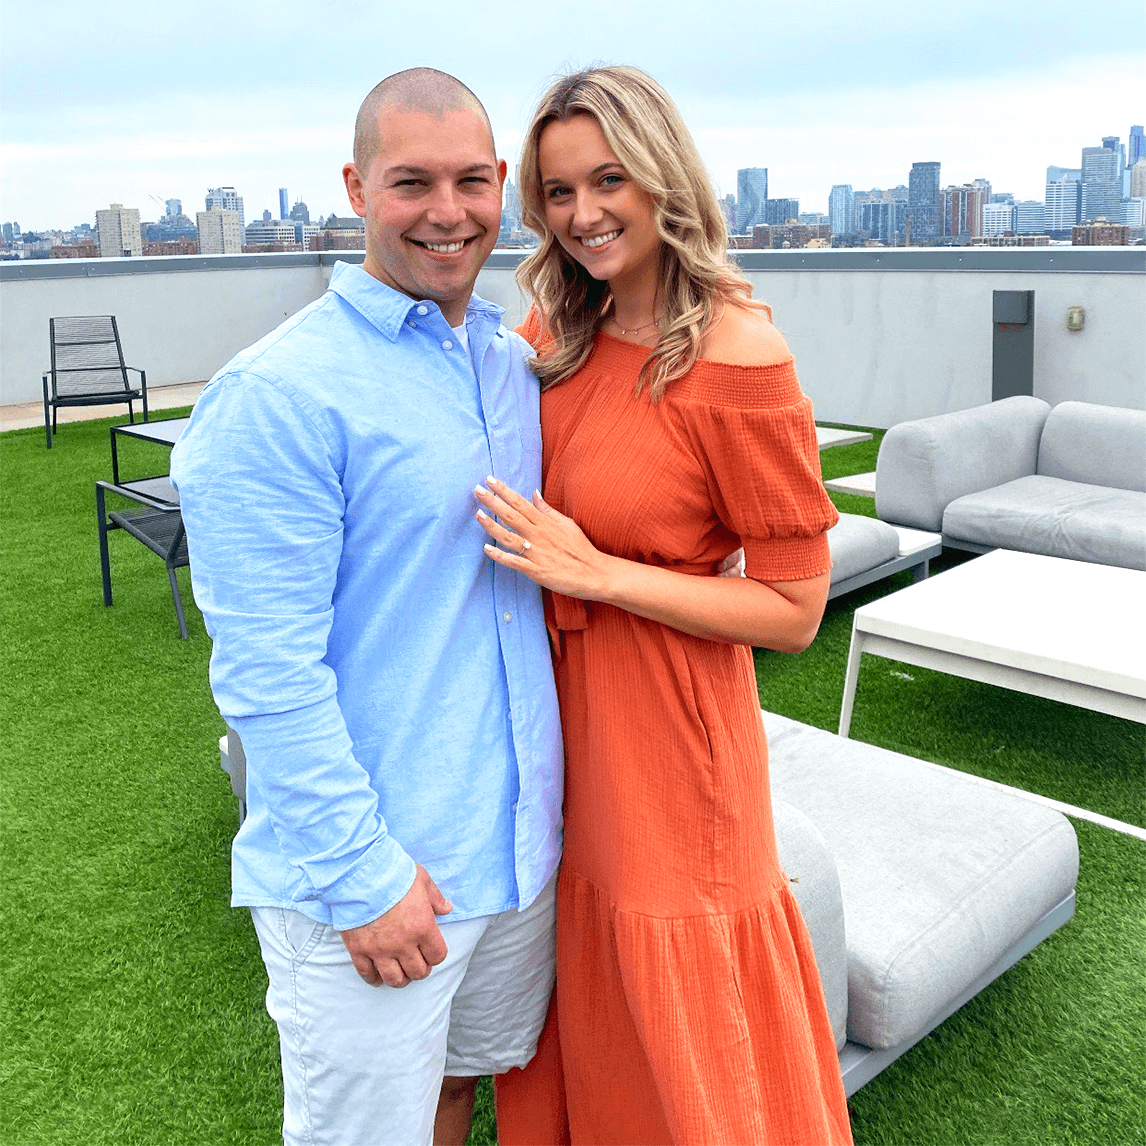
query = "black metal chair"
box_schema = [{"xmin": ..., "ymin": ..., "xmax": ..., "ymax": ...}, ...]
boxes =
[
  {"xmin": 43, "ymin": 316, "xmax": 148, "ymax": 448},
  {"xmin": 96, "ymin": 480, "xmax": 190, "ymax": 638}
]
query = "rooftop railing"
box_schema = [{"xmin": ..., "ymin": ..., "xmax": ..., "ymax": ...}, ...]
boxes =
[{"xmin": 2, "ymin": 247, "xmax": 1143, "ymax": 425}]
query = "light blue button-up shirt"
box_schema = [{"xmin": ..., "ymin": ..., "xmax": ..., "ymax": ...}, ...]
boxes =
[{"xmin": 171, "ymin": 261, "xmax": 563, "ymax": 931}]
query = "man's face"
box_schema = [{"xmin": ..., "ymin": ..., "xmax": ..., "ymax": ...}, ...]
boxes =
[{"xmin": 343, "ymin": 106, "xmax": 506, "ymax": 326}]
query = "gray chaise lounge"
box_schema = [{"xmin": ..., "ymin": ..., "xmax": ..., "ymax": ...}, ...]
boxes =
[
  {"xmin": 220, "ymin": 714, "xmax": 1080, "ymax": 1096},
  {"xmin": 766, "ymin": 710, "xmax": 1079, "ymax": 1094}
]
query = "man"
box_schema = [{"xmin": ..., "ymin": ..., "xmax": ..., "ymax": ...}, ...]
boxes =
[{"xmin": 171, "ymin": 69, "xmax": 563, "ymax": 1146}]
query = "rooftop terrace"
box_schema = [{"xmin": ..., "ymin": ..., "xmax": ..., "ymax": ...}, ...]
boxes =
[{"xmin": 1, "ymin": 247, "xmax": 1143, "ymax": 1143}]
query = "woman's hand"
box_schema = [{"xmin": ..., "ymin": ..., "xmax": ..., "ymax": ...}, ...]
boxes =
[
  {"xmin": 475, "ymin": 477, "xmax": 829, "ymax": 652},
  {"xmin": 474, "ymin": 476, "xmax": 615, "ymax": 600}
]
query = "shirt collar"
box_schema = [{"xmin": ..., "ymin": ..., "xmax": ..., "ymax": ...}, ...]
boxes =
[{"xmin": 327, "ymin": 259, "xmax": 504, "ymax": 341}]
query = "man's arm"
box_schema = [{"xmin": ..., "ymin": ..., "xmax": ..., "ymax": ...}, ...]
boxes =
[{"xmin": 172, "ymin": 372, "xmax": 445, "ymax": 975}]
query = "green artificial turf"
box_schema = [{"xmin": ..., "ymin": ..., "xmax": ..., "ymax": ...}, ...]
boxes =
[{"xmin": 2, "ymin": 417, "xmax": 1142, "ymax": 1145}]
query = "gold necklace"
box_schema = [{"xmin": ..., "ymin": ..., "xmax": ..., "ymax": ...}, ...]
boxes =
[{"xmin": 610, "ymin": 315, "xmax": 661, "ymax": 337}]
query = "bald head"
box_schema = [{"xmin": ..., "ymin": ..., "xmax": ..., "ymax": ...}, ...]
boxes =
[{"xmin": 353, "ymin": 68, "xmax": 495, "ymax": 176}]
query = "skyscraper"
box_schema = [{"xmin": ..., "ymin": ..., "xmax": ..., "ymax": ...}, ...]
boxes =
[
  {"xmin": 828, "ymin": 185, "xmax": 854, "ymax": 236},
  {"xmin": 764, "ymin": 198, "xmax": 799, "ymax": 225},
  {"xmin": 197, "ymin": 208, "xmax": 243, "ymax": 254},
  {"xmin": 1129, "ymin": 126, "xmax": 1145, "ymax": 168},
  {"xmin": 859, "ymin": 200, "xmax": 905, "ymax": 244},
  {"xmin": 941, "ymin": 184, "xmax": 988, "ymax": 239},
  {"xmin": 720, "ymin": 194, "xmax": 737, "ymax": 233},
  {"xmin": 165, "ymin": 198, "xmax": 182, "ymax": 218},
  {"xmin": 906, "ymin": 162, "xmax": 941, "ymax": 243},
  {"xmin": 736, "ymin": 168, "xmax": 768, "ymax": 231},
  {"xmin": 1122, "ymin": 198, "xmax": 1146, "ymax": 228},
  {"xmin": 1045, "ymin": 174, "xmax": 1083, "ymax": 238},
  {"xmin": 279, "ymin": 188, "xmax": 289, "ymax": 220},
  {"xmin": 1013, "ymin": 202, "xmax": 1045, "ymax": 235},
  {"xmin": 500, "ymin": 177, "xmax": 524, "ymax": 242},
  {"xmin": 205, "ymin": 187, "xmax": 245, "ymax": 231},
  {"xmin": 1081, "ymin": 145, "xmax": 1121, "ymax": 221},
  {"xmin": 96, "ymin": 203, "xmax": 142, "ymax": 257},
  {"xmin": 982, "ymin": 202, "xmax": 1015, "ymax": 236},
  {"xmin": 1102, "ymin": 135, "xmax": 1129, "ymax": 198},
  {"xmin": 1132, "ymin": 161, "xmax": 1146, "ymax": 199}
]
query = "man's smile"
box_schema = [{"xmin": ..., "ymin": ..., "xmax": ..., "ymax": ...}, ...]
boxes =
[{"xmin": 410, "ymin": 236, "xmax": 479, "ymax": 254}]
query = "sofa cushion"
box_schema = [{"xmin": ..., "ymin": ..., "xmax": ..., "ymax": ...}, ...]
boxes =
[
  {"xmin": 763, "ymin": 711, "xmax": 1078, "ymax": 1052},
  {"xmin": 1037, "ymin": 401, "xmax": 1146, "ymax": 493},
  {"xmin": 772, "ymin": 800, "xmax": 849, "ymax": 1050},
  {"xmin": 943, "ymin": 475, "xmax": 1146, "ymax": 570},
  {"xmin": 828, "ymin": 514, "xmax": 901, "ymax": 585}
]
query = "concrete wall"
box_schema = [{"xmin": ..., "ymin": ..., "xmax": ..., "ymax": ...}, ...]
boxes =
[
  {"xmin": 733, "ymin": 252, "xmax": 1146, "ymax": 424},
  {"xmin": 4, "ymin": 248, "xmax": 1143, "ymax": 425},
  {"xmin": 1, "ymin": 253, "xmax": 335, "ymax": 407}
]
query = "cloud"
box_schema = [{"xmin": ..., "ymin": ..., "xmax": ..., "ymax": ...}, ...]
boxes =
[{"xmin": 1, "ymin": 0, "xmax": 1142, "ymax": 226}]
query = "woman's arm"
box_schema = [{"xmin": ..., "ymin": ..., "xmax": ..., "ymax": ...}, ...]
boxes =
[{"xmin": 474, "ymin": 478, "xmax": 828, "ymax": 653}]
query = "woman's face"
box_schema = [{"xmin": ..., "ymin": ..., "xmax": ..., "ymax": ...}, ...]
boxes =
[{"xmin": 537, "ymin": 114, "xmax": 662, "ymax": 295}]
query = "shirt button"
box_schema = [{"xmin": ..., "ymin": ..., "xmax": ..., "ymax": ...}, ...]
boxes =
[
  {"xmin": 503, "ymin": 611, "xmax": 512, "ymax": 623},
  {"xmin": 407, "ymin": 320, "xmax": 417, "ymax": 328},
  {"xmin": 443, "ymin": 339, "xmax": 454, "ymax": 350},
  {"xmin": 417, "ymin": 305, "xmax": 429, "ymax": 315}
]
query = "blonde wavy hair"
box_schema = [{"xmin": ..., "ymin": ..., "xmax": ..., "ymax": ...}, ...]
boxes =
[{"xmin": 517, "ymin": 65, "xmax": 752, "ymax": 400}]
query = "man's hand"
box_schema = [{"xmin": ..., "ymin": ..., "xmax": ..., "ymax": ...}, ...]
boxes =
[
  {"xmin": 718, "ymin": 548, "xmax": 746, "ymax": 578},
  {"xmin": 339, "ymin": 865, "xmax": 453, "ymax": 988}
]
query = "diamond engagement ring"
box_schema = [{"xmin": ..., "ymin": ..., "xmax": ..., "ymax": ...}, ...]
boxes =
[{"xmin": 521, "ymin": 539, "xmax": 532, "ymax": 552}]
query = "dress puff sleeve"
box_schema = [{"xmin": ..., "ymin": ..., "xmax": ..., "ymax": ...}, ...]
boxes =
[{"xmin": 682, "ymin": 358, "xmax": 839, "ymax": 583}]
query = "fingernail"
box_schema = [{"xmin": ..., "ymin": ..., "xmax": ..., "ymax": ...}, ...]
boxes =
[
  {"xmin": 484, "ymin": 543, "xmax": 495, "ymax": 552},
  {"xmin": 476, "ymin": 508, "xmax": 489, "ymax": 520},
  {"xmin": 534, "ymin": 490, "xmax": 542, "ymax": 500},
  {"xmin": 486, "ymin": 475, "xmax": 500, "ymax": 487},
  {"xmin": 474, "ymin": 484, "xmax": 487, "ymax": 496}
]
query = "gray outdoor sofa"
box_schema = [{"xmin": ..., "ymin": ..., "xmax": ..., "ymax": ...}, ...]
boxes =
[
  {"xmin": 220, "ymin": 714, "xmax": 1080, "ymax": 1096},
  {"xmin": 874, "ymin": 396, "xmax": 1146, "ymax": 570}
]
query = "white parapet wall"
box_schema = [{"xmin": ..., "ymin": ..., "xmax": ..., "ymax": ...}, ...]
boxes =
[
  {"xmin": 2, "ymin": 248, "xmax": 1143, "ymax": 424},
  {"xmin": 0, "ymin": 253, "xmax": 333, "ymax": 408},
  {"xmin": 731, "ymin": 248, "xmax": 1146, "ymax": 425}
]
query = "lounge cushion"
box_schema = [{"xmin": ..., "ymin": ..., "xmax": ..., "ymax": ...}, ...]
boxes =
[
  {"xmin": 944, "ymin": 475, "xmax": 1146, "ymax": 570},
  {"xmin": 772, "ymin": 800, "xmax": 849, "ymax": 1050},
  {"xmin": 1037, "ymin": 401, "xmax": 1146, "ymax": 492},
  {"xmin": 763, "ymin": 711, "xmax": 1078, "ymax": 1051},
  {"xmin": 828, "ymin": 514, "xmax": 901, "ymax": 585}
]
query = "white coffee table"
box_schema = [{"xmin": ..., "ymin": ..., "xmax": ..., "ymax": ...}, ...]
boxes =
[{"xmin": 838, "ymin": 549, "xmax": 1146, "ymax": 736}]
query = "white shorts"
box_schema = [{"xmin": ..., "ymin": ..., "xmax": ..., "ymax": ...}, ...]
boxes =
[{"xmin": 250, "ymin": 875, "xmax": 556, "ymax": 1146}]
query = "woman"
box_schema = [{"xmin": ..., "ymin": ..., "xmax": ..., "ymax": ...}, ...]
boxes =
[{"xmin": 477, "ymin": 67, "xmax": 853, "ymax": 1145}]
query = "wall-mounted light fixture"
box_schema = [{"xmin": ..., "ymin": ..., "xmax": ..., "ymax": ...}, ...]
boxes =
[{"xmin": 1066, "ymin": 306, "xmax": 1085, "ymax": 331}]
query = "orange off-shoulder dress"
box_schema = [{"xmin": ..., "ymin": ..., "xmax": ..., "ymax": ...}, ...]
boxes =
[{"xmin": 496, "ymin": 314, "xmax": 852, "ymax": 1146}]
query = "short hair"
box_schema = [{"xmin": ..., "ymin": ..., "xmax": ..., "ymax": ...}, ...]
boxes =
[
  {"xmin": 516, "ymin": 65, "xmax": 750, "ymax": 399},
  {"xmin": 352, "ymin": 68, "xmax": 494, "ymax": 176}
]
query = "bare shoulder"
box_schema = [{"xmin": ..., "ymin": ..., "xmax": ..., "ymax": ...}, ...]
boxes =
[{"xmin": 702, "ymin": 301, "xmax": 792, "ymax": 367}]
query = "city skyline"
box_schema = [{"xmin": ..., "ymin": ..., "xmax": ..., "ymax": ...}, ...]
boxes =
[{"xmin": 1, "ymin": 0, "xmax": 1142, "ymax": 231}]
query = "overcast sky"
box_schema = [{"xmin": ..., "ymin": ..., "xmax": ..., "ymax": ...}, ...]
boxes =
[{"xmin": 1, "ymin": 0, "xmax": 1142, "ymax": 231}]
